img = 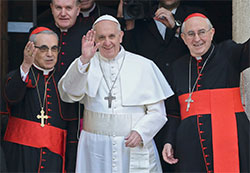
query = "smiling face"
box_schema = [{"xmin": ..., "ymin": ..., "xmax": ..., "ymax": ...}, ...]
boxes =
[
  {"xmin": 181, "ymin": 17, "xmax": 215, "ymax": 57},
  {"xmin": 94, "ymin": 20, "xmax": 124, "ymax": 59},
  {"xmin": 34, "ymin": 33, "xmax": 59, "ymax": 69},
  {"xmin": 50, "ymin": 0, "xmax": 80, "ymax": 30}
]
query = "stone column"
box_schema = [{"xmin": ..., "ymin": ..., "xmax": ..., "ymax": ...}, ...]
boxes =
[{"xmin": 232, "ymin": 0, "xmax": 250, "ymax": 120}]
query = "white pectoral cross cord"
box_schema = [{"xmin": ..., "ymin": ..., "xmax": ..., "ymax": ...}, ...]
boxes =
[
  {"xmin": 104, "ymin": 92, "xmax": 116, "ymax": 108},
  {"xmin": 37, "ymin": 108, "xmax": 48, "ymax": 127},
  {"xmin": 185, "ymin": 94, "xmax": 194, "ymax": 112}
]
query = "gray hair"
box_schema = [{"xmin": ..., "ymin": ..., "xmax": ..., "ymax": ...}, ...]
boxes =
[
  {"xmin": 181, "ymin": 17, "xmax": 213, "ymax": 33},
  {"xmin": 29, "ymin": 30, "xmax": 59, "ymax": 43}
]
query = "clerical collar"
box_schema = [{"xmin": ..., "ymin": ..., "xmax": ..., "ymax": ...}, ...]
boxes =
[
  {"xmin": 54, "ymin": 22, "xmax": 68, "ymax": 32},
  {"xmin": 193, "ymin": 44, "xmax": 215, "ymax": 61},
  {"xmin": 80, "ymin": 3, "xmax": 96, "ymax": 17},
  {"xmin": 33, "ymin": 63, "xmax": 54, "ymax": 75},
  {"xmin": 98, "ymin": 46, "xmax": 125, "ymax": 62}
]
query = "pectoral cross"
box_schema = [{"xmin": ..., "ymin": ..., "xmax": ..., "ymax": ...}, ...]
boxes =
[
  {"xmin": 104, "ymin": 92, "xmax": 116, "ymax": 108},
  {"xmin": 37, "ymin": 108, "xmax": 48, "ymax": 127},
  {"xmin": 185, "ymin": 95, "xmax": 194, "ymax": 112}
]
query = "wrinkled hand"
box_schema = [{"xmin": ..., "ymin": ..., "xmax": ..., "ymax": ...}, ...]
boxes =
[
  {"xmin": 154, "ymin": 7, "xmax": 175, "ymax": 29},
  {"xmin": 125, "ymin": 130, "xmax": 142, "ymax": 148},
  {"xmin": 80, "ymin": 29, "xmax": 100, "ymax": 65},
  {"xmin": 22, "ymin": 41, "xmax": 37, "ymax": 73},
  {"xmin": 162, "ymin": 143, "xmax": 178, "ymax": 164}
]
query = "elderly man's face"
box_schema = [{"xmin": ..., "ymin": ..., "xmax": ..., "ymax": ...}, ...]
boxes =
[
  {"xmin": 51, "ymin": 0, "xmax": 80, "ymax": 30},
  {"xmin": 94, "ymin": 20, "xmax": 124, "ymax": 59},
  {"xmin": 80, "ymin": 0, "xmax": 95, "ymax": 12},
  {"xmin": 34, "ymin": 33, "xmax": 59, "ymax": 69},
  {"xmin": 181, "ymin": 17, "xmax": 215, "ymax": 57}
]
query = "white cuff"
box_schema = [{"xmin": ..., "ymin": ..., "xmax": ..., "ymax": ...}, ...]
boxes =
[
  {"xmin": 20, "ymin": 66, "xmax": 29, "ymax": 82},
  {"xmin": 78, "ymin": 59, "xmax": 89, "ymax": 73}
]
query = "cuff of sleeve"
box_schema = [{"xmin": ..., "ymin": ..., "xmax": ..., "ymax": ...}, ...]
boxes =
[
  {"xmin": 20, "ymin": 65, "xmax": 29, "ymax": 82},
  {"xmin": 78, "ymin": 59, "xmax": 89, "ymax": 73}
]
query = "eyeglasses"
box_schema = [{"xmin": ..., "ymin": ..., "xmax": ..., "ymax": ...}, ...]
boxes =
[
  {"xmin": 35, "ymin": 45, "xmax": 60, "ymax": 53},
  {"xmin": 183, "ymin": 28, "xmax": 212, "ymax": 39}
]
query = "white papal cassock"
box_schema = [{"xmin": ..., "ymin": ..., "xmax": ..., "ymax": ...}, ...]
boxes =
[{"xmin": 58, "ymin": 46, "xmax": 174, "ymax": 173}]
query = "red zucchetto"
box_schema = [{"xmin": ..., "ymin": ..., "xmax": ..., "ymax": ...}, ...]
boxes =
[
  {"xmin": 29, "ymin": 27, "xmax": 52, "ymax": 38},
  {"xmin": 184, "ymin": 13, "xmax": 208, "ymax": 22}
]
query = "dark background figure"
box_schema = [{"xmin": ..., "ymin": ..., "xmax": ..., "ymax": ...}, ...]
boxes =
[
  {"xmin": 2, "ymin": 27, "xmax": 78, "ymax": 172},
  {"xmin": 118, "ymin": 0, "xmax": 206, "ymax": 172}
]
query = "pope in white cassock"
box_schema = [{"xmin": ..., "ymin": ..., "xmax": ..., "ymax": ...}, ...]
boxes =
[{"xmin": 58, "ymin": 14, "xmax": 174, "ymax": 173}]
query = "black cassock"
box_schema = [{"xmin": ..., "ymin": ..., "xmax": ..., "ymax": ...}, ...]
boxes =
[
  {"xmin": 165, "ymin": 39, "xmax": 250, "ymax": 172},
  {"xmin": 3, "ymin": 66, "xmax": 78, "ymax": 172}
]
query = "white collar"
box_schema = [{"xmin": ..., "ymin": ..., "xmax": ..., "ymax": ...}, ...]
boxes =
[
  {"xmin": 80, "ymin": 3, "xmax": 96, "ymax": 17},
  {"xmin": 33, "ymin": 63, "xmax": 54, "ymax": 75},
  {"xmin": 195, "ymin": 56, "xmax": 202, "ymax": 61}
]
